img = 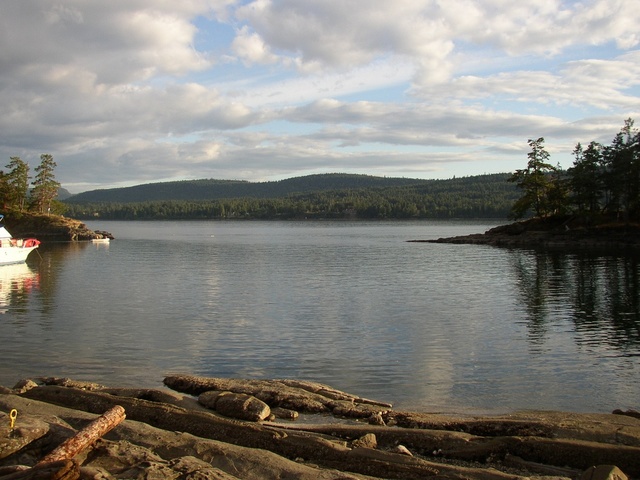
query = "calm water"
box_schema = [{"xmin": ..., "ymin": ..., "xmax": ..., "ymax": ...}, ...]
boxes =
[{"xmin": 0, "ymin": 220, "xmax": 638, "ymax": 414}]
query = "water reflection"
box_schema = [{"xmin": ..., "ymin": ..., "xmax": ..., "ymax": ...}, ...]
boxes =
[
  {"xmin": 511, "ymin": 249, "xmax": 640, "ymax": 354},
  {"xmin": 0, "ymin": 263, "xmax": 40, "ymax": 315},
  {"xmin": 1, "ymin": 221, "xmax": 638, "ymax": 413}
]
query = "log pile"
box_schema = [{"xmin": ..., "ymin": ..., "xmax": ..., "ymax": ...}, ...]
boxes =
[{"xmin": 1, "ymin": 375, "xmax": 638, "ymax": 480}]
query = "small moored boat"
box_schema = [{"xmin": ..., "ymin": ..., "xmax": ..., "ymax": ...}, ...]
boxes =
[{"xmin": 0, "ymin": 215, "xmax": 41, "ymax": 265}]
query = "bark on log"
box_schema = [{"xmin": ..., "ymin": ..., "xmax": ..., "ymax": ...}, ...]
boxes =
[{"xmin": 36, "ymin": 405, "xmax": 125, "ymax": 465}]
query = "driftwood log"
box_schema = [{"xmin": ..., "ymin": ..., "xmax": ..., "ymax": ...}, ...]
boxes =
[
  {"xmin": 0, "ymin": 405, "xmax": 124, "ymax": 480},
  {"xmin": 1, "ymin": 376, "xmax": 638, "ymax": 480},
  {"xmin": 36, "ymin": 405, "xmax": 125, "ymax": 464}
]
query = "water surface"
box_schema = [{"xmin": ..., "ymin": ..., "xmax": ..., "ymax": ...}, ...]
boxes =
[{"xmin": 0, "ymin": 220, "xmax": 638, "ymax": 414}]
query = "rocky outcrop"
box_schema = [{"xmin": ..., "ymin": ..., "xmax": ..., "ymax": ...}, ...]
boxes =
[
  {"xmin": 411, "ymin": 216, "xmax": 640, "ymax": 249},
  {"xmin": 164, "ymin": 375, "xmax": 392, "ymax": 419},
  {"xmin": 1, "ymin": 376, "xmax": 638, "ymax": 480},
  {"xmin": 4, "ymin": 214, "xmax": 113, "ymax": 242}
]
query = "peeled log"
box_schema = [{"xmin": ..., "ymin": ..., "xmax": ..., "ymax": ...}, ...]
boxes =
[{"xmin": 36, "ymin": 405, "xmax": 125, "ymax": 465}]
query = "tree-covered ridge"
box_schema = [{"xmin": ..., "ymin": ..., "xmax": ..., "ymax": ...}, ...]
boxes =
[
  {"xmin": 63, "ymin": 173, "xmax": 518, "ymax": 220},
  {"xmin": 65, "ymin": 173, "xmax": 444, "ymax": 203}
]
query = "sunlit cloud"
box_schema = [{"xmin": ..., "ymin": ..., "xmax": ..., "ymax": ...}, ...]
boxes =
[{"xmin": 0, "ymin": 0, "xmax": 638, "ymax": 192}]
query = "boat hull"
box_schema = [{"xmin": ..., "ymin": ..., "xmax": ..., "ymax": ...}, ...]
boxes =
[
  {"xmin": 0, "ymin": 245, "xmax": 39, "ymax": 265},
  {"xmin": 0, "ymin": 219, "xmax": 40, "ymax": 265}
]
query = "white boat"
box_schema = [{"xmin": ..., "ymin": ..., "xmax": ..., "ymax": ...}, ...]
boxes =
[{"xmin": 0, "ymin": 216, "xmax": 40, "ymax": 265}]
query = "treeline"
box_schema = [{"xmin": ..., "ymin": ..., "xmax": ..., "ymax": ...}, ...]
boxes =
[
  {"xmin": 510, "ymin": 118, "xmax": 640, "ymax": 222},
  {"xmin": 11, "ymin": 117, "xmax": 639, "ymax": 223},
  {"xmin": 0, "ymin": 154, "xmax": 63, "ymax": 215},
  {"xmin": 65, "ymin": 173, "xmax": 436, "ymax": 203},
  {"xmin": 63, "ymin": 174, "xmax": 518, "ymax": 220}
]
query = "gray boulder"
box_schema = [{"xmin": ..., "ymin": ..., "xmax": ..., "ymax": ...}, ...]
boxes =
[{"xmin": 198, "ymin": 391, "xmax": 271, "ymax": 422}]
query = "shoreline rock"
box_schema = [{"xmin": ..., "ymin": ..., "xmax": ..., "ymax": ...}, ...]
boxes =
[
  {"xmin": 1, "ymin": 376, "xmax": 638, "ymax": 480},
  {"xmin": 4, "ymin": 213, "xmax": 113, "ymax": 242},
  {"xmin": 410, "ymin": 216, "xmax": 640, "ymax": 249}
]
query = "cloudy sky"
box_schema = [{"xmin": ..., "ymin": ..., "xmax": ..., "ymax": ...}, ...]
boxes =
[{"xmin": 1, "ymin": 1, "xmax": 639, "ymax": 193}]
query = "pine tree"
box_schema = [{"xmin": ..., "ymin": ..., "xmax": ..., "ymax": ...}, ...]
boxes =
[
  {"xmin": 5, "ymin": 156, "xmax": 30, "ymax": 211},
  {"xmin": 509, "ymin": 138, "xmax": 558, "ymax": 219},
  {"xmin": 31, "ymin": 154, "xmax": 60, "ymax": 214},
  {"xmin": 569, "ymin": 141, "xmax": 603, "ymax": 215},
  {"xmin": 602, "ymin": 119, "xmax": 640, "ymax": 220}
]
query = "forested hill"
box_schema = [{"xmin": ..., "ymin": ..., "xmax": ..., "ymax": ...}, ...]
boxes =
[
  {"xmin": 63, "ymin": 173, "xmax": 518, "ymax": 220},
  {"xmin": 65, "ymin": 174, "xmax": 431, "ymax": 203}
]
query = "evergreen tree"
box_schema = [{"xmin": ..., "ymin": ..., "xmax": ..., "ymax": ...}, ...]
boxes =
[
  {"xmin": 31, "ymin": 154, "xmax": 60, "ymax": 214},
  {"xmin": 546, "ymin": 163, "xmax": 569, "ymax": 216},
  {"xmin": 569, "ymin": 141, "xmax": 603, "ymax": 215},
  {"xmin": 509, "ymin": 138, "xmax": 558, "ymax": 219},
  {"xmin": 5, "ymin": 156, "xmax": 30, "ymax": 211},
  {"xmin": 0, "ymin": 172, "xmax": 8, "ymax": 210},
  {"xmin": 603, "ymin": 125, "xmax": 628, "ymax": 216},
  {"xmin": 602, "ymin": 119, "xmax": 640, "ymax": 220}
]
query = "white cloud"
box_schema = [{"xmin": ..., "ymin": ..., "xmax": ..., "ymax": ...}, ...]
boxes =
[
  {"xmin": 233, "ymin": 0, "xmax": 640, "ymax": 84},
  {"xmin": 235, "ymin": 0, "xmax": 455, "ymax": 80},
  {"xmin": 231, "ymin": 26, "xmax": 279, "ymax": 65},
  {"xmin": 0, "ymin": 1, "xmax": 639, "ymax": 191},
  {"xmin": 438, "ymin": 0, "xmax": 639, "ymax": 55},
  {"xmin": 0, "ymin": 1, "xmax": 215, "ymax": 88},
  {"xmin": 410, "ymin": 51, "xmax": 640, "ymax": 111},
  {"xmin": 221, "ymin": 58, "xmax": 414, "ymax": 107}
]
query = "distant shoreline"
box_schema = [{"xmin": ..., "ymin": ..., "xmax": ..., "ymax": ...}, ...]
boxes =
[{"xmin": 409, "ymin": 216, "xmax": 640, "ymax": 250}]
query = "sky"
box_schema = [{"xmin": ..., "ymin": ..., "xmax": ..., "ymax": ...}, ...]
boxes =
[{"xmin": 1, "ymin": 1, "xmax": 639, "ymax": 193}]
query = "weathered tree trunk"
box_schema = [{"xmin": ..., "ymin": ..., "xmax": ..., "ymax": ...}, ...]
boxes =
[{"xmin": 36, "ymin": 405, "xmax": 125, "ymax": 465}]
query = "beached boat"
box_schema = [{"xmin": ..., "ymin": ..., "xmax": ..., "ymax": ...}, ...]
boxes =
[{"xmin": 0, "ymin": 216, "xmax": 40, "ymax": 265}]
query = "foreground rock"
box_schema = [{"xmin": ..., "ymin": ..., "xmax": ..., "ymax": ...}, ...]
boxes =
[
  {"xmin": 164, "ymin": 375, "xmax": 393, "ymax": 418},
  {"xmin": 1, "ymin": 376, "xmax": 638, "ymax": 480},
  {"xmin": 411, "ymin": 216, "xmax": 640, "ymax": 249}
]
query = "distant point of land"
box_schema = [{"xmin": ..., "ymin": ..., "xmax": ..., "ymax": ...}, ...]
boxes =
[
  {"xmin": 5, "ymin": 212, "xmax": 110, "ymax": 242},
  {"xmin": 411, "ymin": 215, "xmax": 640, "ymax": 249}
]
